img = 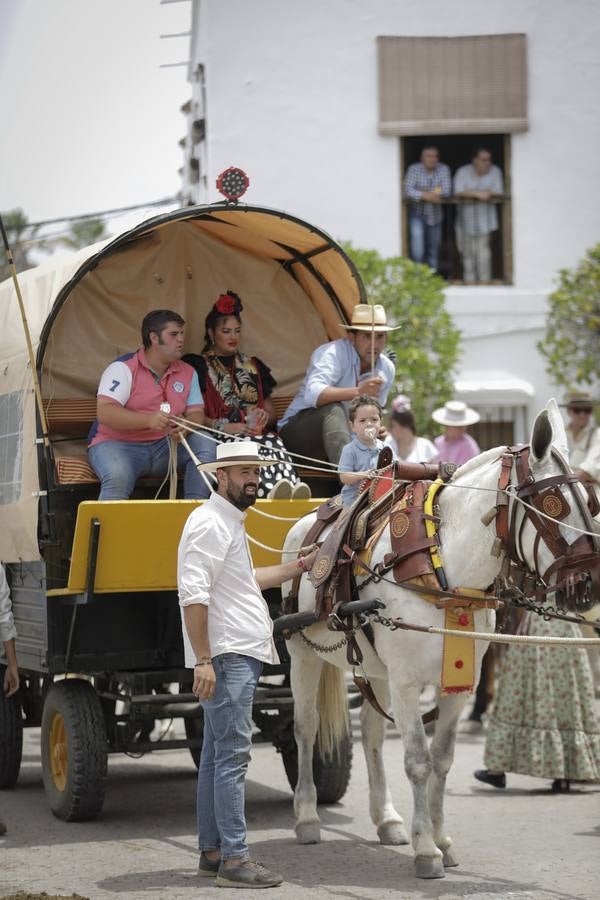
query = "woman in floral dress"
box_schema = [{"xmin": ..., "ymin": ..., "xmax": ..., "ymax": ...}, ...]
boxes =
[
  {"xmin": 474, "ymin": 612, "xmax": 600, "ymax": 791},
  {"xmin": 184, "ymin": 291, "xmax": 310, "ymax": 500}
]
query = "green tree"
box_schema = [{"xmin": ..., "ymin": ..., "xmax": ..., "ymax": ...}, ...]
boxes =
[
  {"xmin": 538, "ymin": 243, "xmax": 600, "ymax": 391},
  {"xmin": 59, "ymin": 217, "xmax": 109, "ymax": 251},
  {"xmin": 0, "ymin": 208, "xmax": 44, "ymax": 281},
  {"xmin": 343, "ymin": 244, "xmax": 461, "ymax": 433}
]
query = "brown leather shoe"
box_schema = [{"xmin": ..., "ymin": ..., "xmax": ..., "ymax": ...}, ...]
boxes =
[{"xmin": 216, "ymin": 858, "xmax": 283, "ymax": 889}]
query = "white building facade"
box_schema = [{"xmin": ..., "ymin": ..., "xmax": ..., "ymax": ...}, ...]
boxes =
[{"xmin": 180, "ymin": 0, "xmax": 600, "ymax": 444}]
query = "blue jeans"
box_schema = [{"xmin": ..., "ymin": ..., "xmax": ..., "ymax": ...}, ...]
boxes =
[
  {"xmin": 88, "ymin": 432, "xmax": 215, "ymax": 499},
  {"xmin": 198, "ymin": 653, "xmax": 262, "ymax": 860},
  {"xmin": 409, "ymin": 213, "xmax": 442, "ymax": 271}
]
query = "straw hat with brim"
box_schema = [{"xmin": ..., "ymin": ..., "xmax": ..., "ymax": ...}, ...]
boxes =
[
  {"xmin": 196, "ymin": 441, "xmax": 280, "ymax": 472},
  {"xmin": 432, "ymin": 401, "xmax": 480, "ymax": 427},
  {"xmin": 561, "ymin": 391, "xmax": 599, "ymax": 408},
  {"xmin": 340, "ymin": 304, "xmax": 401, "ymax": 333}
]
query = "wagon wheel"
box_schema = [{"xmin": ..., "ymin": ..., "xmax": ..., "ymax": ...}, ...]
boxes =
[
  {"xmin": 41, "ymin": 679, "xmax": 107, "ymax": 821},
  {"xmin": 281, "ymin": 728, "xmax": 353, "ymax": 805},
  {"xmin": 0, "ymin": 668, "xmax": 23, "ymax": 788}
]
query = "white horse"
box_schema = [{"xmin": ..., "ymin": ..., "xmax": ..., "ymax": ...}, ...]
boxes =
[{"xmin": 281, "ymin": 400, "xmax": 600, "ymax": 879}]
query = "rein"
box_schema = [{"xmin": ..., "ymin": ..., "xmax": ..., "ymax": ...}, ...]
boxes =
[{"xmin": 495, "ymin": 446, "xmax": 600, "ymax": 615}]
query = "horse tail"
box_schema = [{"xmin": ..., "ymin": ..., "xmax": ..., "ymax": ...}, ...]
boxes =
[{"xmin": 316, "ymin": 662, "xmax": 349, "ymax": 758}]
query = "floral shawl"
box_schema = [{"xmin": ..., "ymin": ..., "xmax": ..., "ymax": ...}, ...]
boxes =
[{"xmin": 201, "ymin": 350, "xmax": 264, "ymax": 422}]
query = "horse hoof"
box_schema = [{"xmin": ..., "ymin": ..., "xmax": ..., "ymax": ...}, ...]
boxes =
[
  {"xmin": 377, "ymin": 822, "xmax": 410, "ymax": 845},
  {"xmin": 442, "ymin": 848, "xmax": 459, "ymax": 868},
  {"xmin": 415, "ymin": 855, "xmax": 445, "ymax": 879},
  {"xmin": 295, "ymin": 821, "xmax": 321, "ymax": 844}
]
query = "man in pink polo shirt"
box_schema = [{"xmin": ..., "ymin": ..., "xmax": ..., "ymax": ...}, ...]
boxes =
[{"xmin": 88, "ymin": 309, "xmax": 215, "ymax": 499}]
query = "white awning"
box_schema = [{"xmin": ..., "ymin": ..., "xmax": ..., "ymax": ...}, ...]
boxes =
[{"xmin": 455, "ymin": 371, "xmax": 534, "ymax": 405}]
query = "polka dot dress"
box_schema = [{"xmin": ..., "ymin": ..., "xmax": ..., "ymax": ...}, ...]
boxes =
[{"xmin": 219, "ymin": 432, "xmax": 300, "ymax": 498}]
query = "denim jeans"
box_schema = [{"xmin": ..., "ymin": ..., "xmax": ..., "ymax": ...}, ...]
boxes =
[
  {"xmin": 198, "ymin": 653, "xmax": 262, "ymax": 860},
  {"xmin": 88, "ymin": 431, "xmax": 215, "ymax": 500},
  {"xmin": 409, "ymin": 213, "xmax": 442, "ymax": 271}
]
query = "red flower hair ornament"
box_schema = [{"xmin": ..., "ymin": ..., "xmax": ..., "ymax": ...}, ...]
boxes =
[{"xmin": 214, "ymin": 291, "xmax": 243, "ymax": 317}]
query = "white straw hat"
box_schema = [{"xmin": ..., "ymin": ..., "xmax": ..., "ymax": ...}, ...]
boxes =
[
  {"xmin": 431, "ymin": 401, "xmax": 480, "ymax": 427},
  {"xmin": 340, "ymin": 304, "xmax": 400, "ymax": 333},
  {"xmin": 196, "ymin": 440, "xmax": 279, "ymax": 471}
]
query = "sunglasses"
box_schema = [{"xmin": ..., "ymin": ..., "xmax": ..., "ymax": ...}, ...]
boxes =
[{"xmin": 570, "ymin": 407, "xmax": 593, "ymax": 414}]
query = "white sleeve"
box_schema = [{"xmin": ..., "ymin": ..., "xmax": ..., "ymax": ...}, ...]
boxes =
[
  {"xmin": 419, "ymin": 438, "xmax": 438, "ymax": 463},
  {"xmin": 97, "ymin": 361, "xmax": 132, "ymax": 406},
  {"xmin": 178, "ymin": 516, "xmax": 229, "ymax": 607}
]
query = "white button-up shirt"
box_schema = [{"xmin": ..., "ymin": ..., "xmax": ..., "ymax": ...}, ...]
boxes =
[
  {"xmin": 178, "ymin": 492, "xmax": 278, "ymax": 667},
  {"xmin": 0, "ymin": 565, "xmax": 16, "ymax": 644},
  {"xmin": 278, "ymin": 338, "xmax": 395, "ymax": 429}
]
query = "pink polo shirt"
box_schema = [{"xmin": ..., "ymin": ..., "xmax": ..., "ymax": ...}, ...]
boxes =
[{"xmin": 89, "ymin": 349, "xmax": 204, "ymax": 447}]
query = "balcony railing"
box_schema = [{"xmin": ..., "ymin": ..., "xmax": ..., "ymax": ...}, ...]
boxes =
[{"xmin": 403, "ymin": 196, "xmax": 512, "ymax": 285}]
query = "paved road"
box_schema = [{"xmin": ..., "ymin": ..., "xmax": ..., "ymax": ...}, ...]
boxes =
[{"xmin": 1, "ymin": 712, "xmax": 598, "ymax": 900}]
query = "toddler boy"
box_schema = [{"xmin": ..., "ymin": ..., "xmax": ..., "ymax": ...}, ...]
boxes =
[{"xmin": 338, "ymin": 396, "xmax": 384, "ymax": 506}]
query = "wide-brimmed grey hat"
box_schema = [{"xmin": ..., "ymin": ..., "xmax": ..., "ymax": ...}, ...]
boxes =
[
  {"xmin": 432, "ymin": 401, "xmax": 480, "ymax": 427},
  {"xmin": 196, "ymin": 441, "xmax": 279, "ymax": 472},
  {"xmin": 561, "ymin": 391, "xmax": 598, "ymax": 408}
]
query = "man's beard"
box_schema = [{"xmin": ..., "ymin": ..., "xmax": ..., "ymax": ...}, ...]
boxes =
[{"xmin": 226, "ymin": 481, "xmax": 258, "ymax": 510}]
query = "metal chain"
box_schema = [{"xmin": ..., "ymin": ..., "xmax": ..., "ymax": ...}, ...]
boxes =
[
  {"xmin": 509, "ymin": 591, "xmax": 599, "ymax": 627},
  {"xmin": 370, "ymin": 610, "xmax": 403, "ymax": 631},
  {"xmin": 299, "ymin": 630, "xmax": 351, "ymax": 653}
]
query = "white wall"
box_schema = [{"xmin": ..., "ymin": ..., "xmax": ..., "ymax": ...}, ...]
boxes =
[{"xmin": 184, "ymin": 0, "xmax": 600, "ymax": 423}]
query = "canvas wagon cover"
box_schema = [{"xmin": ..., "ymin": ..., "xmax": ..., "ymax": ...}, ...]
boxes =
[{"xmin": 0, "ymin": 204, "xmax": 364, "ymax": 562}]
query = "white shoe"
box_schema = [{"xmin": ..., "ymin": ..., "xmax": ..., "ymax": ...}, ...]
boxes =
[
  {"xmin": 267, "ymin": 478, "xmax": 293, "ymax": 499},
  {"xmin": 291, "ymin": 481, "xmax": 311, "ymax": 500}
]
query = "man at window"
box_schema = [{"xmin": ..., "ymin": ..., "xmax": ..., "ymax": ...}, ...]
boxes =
[
  {"xmin": 454, "ymin": 148, "xmax": 504, "ymax": 283},
  {"xmin": 404, "ymin": 146, "xmax": 452, "ymax": 273}
]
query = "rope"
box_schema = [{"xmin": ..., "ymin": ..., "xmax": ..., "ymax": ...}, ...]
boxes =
[
  {"xmin": 168, "ymin": 435, "xmax": 178, "ymax": 500},
  {"xmin": 398, "ymin": 623, "xmax": 600, "ymax": 647},
  {"xmin": 169, "ymin": 414, "xmax": 339, "ymax": 471},
  {"xmin": 172, "ymin": 416, "xmax": 600, "ymax": 538},
  {"xmin": 247, "ymin": 506, "xmax": 308, "ymax": 522}
]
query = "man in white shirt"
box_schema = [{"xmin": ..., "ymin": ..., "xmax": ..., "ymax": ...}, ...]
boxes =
[
  {"xmin": 278, "ymin": 304, "xmax": 397, "ymax": 464},
  {"xmin": 1, "ymin": 564, "xmax": 19, "ymax": 836},
  {"xmin": 454, "ymin": 148, "xmax": 504, "ymax": 283},
  {"xmin": 178, "ymin": 442, "xmax": 316, "ymax": 889}
]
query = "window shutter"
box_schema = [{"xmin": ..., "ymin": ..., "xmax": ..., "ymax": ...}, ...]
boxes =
[{"xmin": 378, "ymin": 34, "xmax": 527, "ymax": 135}]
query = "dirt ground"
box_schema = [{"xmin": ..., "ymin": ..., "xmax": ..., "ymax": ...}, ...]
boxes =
[{"xmin": 1, "ymin": 712, "xmax": 599, "ymax": 900}]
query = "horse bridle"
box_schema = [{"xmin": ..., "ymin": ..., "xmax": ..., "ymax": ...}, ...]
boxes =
[{"xmin": 495, "ymin": 445, "xmax": 600, "ymax": 612}]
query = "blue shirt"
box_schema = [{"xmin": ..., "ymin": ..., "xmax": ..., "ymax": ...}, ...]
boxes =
[
  {"xmin": 338, "ymin": 436, "xmax": 384, "ymax": 506},
  {"xmin": 278, "ymin": 339, "xmax": 395, "ymax": 429},
  {"xmin": 404, "ymin": 162, "xmax": 452, "ymax": 225}
]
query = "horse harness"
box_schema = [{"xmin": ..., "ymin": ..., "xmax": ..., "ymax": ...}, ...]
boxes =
[
  {"xmin": 278, "ymin": 443, "xmax": 600, "ymax": 723},
  {"xmin": 493, "ymin": 445, "xmax": 600, "ymax": 614}
]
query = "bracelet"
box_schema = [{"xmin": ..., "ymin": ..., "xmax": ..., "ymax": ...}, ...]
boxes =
[{"xmin": 194, "ymin": 657, "xmax": 212, "ymax": 667}]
